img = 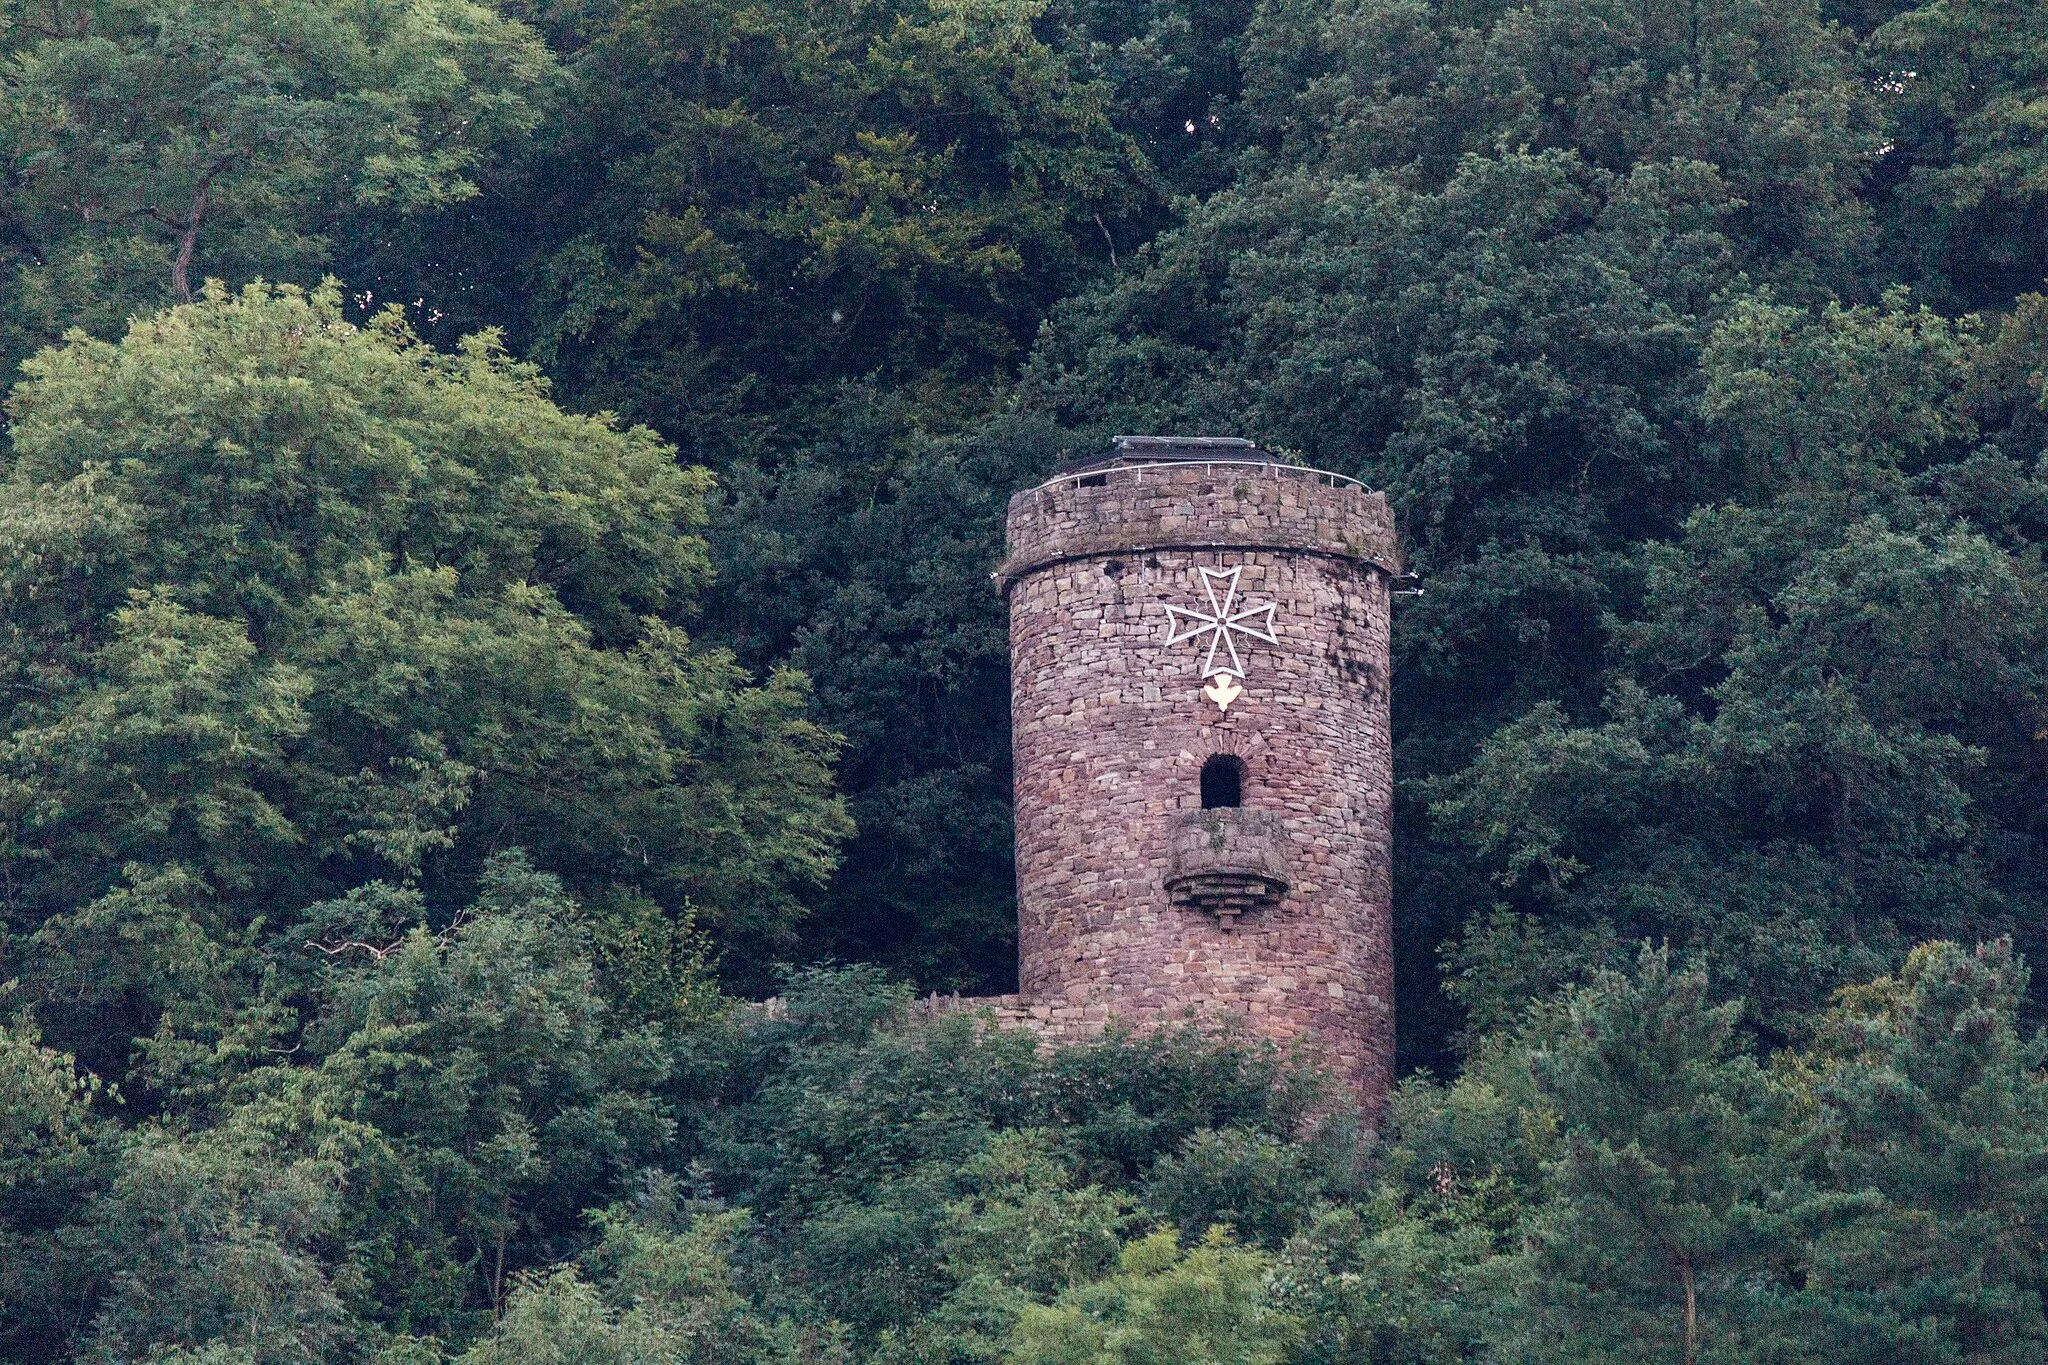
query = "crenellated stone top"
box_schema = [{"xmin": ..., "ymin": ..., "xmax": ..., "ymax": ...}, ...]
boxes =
[{"xmin": 995, "ymin": 444, "xmax": 1401, "ymax": 596}]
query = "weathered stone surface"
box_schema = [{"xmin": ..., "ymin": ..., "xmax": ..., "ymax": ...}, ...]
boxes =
[
  {"xmin": 995, "ymin": 460, "xmax": 1401, "ymax": 593},
  {"xmin": 988, "ymin": 454, "xmax": 1398, "ymax": 1115},
  {"xmin": 1165, "ymin": 808, "xmax": 1289, "ymax": 926}
]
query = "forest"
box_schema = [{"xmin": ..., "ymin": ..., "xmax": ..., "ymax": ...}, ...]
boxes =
[{"xmin": 3, "ymin": 0, "xmax": 2048, "ymax": 1357}]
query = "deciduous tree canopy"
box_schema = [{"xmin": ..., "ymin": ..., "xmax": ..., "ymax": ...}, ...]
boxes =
[{"xmin": 3, "ymin": 0, "xmax": 2048, "ymax": 1356}]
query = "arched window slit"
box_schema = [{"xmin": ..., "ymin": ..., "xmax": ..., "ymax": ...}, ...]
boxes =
[{"xmin": 1200, "ymin": 754, "xmax": 1244, "ymax": 809}]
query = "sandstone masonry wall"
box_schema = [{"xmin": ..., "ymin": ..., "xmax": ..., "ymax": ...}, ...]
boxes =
[{"xmin": 996, "ymin": 459, "xmax": 1398, "ymax": 1111}]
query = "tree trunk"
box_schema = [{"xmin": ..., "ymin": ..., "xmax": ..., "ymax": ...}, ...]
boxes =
[
  {"xmin": 1830, "ymin": 766, "xmax": 1855, "ymax": 876},
  {"xmin": 492, "ymin": 1193, "xmax": 511, "ymax": 1314},
  {"xmin": 1680, "ymin": 1255, "xmax": 1698, "ymax": 1365},
  {"xmin": 172, "ymin": 181, "xmax": 210, "ymax": 305}
]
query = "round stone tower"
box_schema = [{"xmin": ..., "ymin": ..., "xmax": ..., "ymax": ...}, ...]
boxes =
[{"xmin": 996, "ymin": 437, "xmax": 1401, "ymax": 1109}]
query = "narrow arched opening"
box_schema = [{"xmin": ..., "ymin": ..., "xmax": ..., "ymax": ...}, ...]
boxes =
[{"xmin": 1200, "ymin": 754, "xmax": 1245, "ymax": 809}]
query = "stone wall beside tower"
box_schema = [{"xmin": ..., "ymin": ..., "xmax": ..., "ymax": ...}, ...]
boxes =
[{"xmin": 995, "ymin": 438, "xmax": 1401, "ymax": 1110}]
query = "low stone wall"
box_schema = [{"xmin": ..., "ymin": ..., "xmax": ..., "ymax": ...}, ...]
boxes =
[
  {"xmin": 914, "ymin": 991, "xmax": 1100, "ymax": 1040},
  {"xmin": 744, "ymin": 992, "xmax": 1107, "ymax": 1043},
  {"xmin": 751, "ymin": 992, "xmax": 1358, "ymax": 1117}
]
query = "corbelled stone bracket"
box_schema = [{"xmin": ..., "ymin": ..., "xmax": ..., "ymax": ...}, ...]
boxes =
[{"xmin": 1166, "ymin": 808, "xmax": 1290, "ymax": 927}]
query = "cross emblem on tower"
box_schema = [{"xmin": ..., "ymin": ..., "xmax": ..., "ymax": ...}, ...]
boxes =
[{"xmin": 1164, "ymin": 566, "xmax": 1279, "ymax": 712}]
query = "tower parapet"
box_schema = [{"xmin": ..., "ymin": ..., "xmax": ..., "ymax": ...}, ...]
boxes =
[
  {"xmin": 996, "ymin": 437, "xmax": 1400, "ymax": 593},
  {"xmin": 998, "ymin": 436, "xmax": 1399, "ymax": 1109}
]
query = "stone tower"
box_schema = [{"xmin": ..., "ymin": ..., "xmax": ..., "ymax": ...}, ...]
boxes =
[{"xmin": 996, "ymin": 437, "xmax": 1401, "ymax": 1108}]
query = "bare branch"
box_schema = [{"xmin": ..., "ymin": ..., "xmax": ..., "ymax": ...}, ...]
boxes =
[{"xmin": 306, "ymin": 937, "xmax": 403, "ymax": 961}]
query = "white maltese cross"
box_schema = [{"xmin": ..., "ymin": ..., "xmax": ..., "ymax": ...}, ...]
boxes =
[{"xmin": 1163, "ymin": 567, "xmax": 1278, "ymax": 705}]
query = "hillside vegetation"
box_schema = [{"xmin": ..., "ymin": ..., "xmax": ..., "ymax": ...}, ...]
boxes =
[{"xmin": 4, "ymin": 0, "xmax": 2048, "ymax": 1358}]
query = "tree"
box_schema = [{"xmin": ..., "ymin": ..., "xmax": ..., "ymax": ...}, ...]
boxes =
[
  {"xmin": 452, "ymin": 1185, "xmax": 853, "ymax": 1365},
  {"xmin": 0, "ymin": 0, "xmax": 555, "ymax": 369},
  {"xmin": 76, "ymin": 1120, "xmax": 351, "ymax": 1365},
  {"xmin": 0, "ymin": 1008, "xmax": 105, "ymax": 1359},
  {"xmin": 1429, "ymin": 296, "xmax": 2048, "ymax": 1040},
  {"xmin": 1508, "ymin": 946, "xmax": 1802, "ymax": 1364},
  {"xmin": 692, "ymin": 967, "xmax": 1317, "ymax": 1350},
  {"xmin": 509, "ymin": 0, "xmax": 1147, "ymax": 462},
  {"xmin": 0, "ymin": 281, "xmax": 849, "ymax": 1079},
  {"xmin": 290, "ymin": 854, "xmax": 680, "ymax": 1339},
  {"xmin": 1863, "ymin": 0, "xmax": 2048, "ymax": 308},
  {"xmin": 1002, "ymin": 1228, "xmax": 1297, "ymax": 1365},
  {"xmin": 1800, "ymin": 939, "xmax": 2048, "ymax": 1360},
  {"xmin": 703, "ymin": 411, "xmax": 1030, "ymax": 991}
]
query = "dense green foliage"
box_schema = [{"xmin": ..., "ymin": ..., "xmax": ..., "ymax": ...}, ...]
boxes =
[
  {"xmin": 0, "ymin": 282, "xmax": 847, "ymax": 1079},
  {"xmin": 4, "ymin": 0, "xmax": 2048, "ymax": 1355},
  {"xmin": 0, "ymin": 0, "xmax": 555, "ymax": 355},
  {"xmin": 18, "ymin": 925, "xmax": 2048, "ymax": 1362}
]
